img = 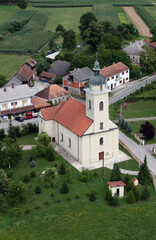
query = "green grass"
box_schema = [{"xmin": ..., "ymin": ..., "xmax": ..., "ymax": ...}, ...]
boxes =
[
  {"xmin": 16, "ymin": 133, "xmax": 38, "ymax": 145},
  {"xmin": 118, "ymin": 159, "xmax": 140, "ymax": 171},
  {"xmin": 93, "ymin": 4, "xmax": 120, "ymax": 27},
  {"xmin": 0, "ymin": 148, "xmax": 156, "ymax": 240},
  {"xmin": 0, "ymin": 54, "xmax": 29, "ymax": 80},
  {"xmin": 145, "ymin": 6, "xmax": 156, "ymax": 20},
  {"xmin": 122, "ymin": 100, "xmax": 156, "ymax": 118},
  {"xmin": 115, "ymin": 6, "xmax": 132, "ymax": 24},
  {"xmin": 0, "ymin": 6, "xmax": 18, "ymax": 25}
]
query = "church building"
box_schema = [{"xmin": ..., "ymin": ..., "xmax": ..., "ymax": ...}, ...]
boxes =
[{"xmin": 38, "ymin": 60, "xmax": 119, "ymax": 164}]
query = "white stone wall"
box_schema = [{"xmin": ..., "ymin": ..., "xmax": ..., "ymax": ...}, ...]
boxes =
[
  {"xmin": 106, "ymin": 69, "xmax": 129, "ymax": 90},
  {"xmin": 109, "ymin": 186, "xmax": 125, "ymax": 198},
  {"xmin": 51, "ymin": 95, "xmax": 70, "ymax": 105},
  {"xmin": 0, "ymin": 97, "xmax": 32, "ymax": 111}
]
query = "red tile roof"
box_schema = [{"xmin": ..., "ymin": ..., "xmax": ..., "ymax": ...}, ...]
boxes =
[
  {"xmin": 107, "ymin": 181, "xmax": 126, "ymax": 188},
  {"xmin": 27, "ymin": 58, "xmax": 37, "ymax": 68},
  {"xmin": 18, "ymin": 64, "xmax": 35, "ymax": 82},
  {"xmin": 35, "ymin": 84, "xmax": 70, "ymax": 100},
  {"xmin": 31, "ymin": 97, "xmax": 50, "ymax": 109},
  {"xmin": 41, "ymin": 97, "xmax": 93, "ymax": 136},
  {"xmin": 39, "ymin": 71, "xmax": 56, "ymax": 79},
  {"xmin": 151, "ymin": 42, "xmax": 156, "ymax": 48},
  {"xmin": 133, "ymin": 177, "xmax": 137, "ymax": 182},
  {"xmin": 100, "ymin": 62, "xmax": 129, "ymax": 78}
]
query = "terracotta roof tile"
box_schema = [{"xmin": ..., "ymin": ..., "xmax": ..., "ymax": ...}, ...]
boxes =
[
  {"xmin": 41, "ymin": 101, "xmax": 66, "ymax": 120},
  {"xmin": 53, "ymin": 97, "xmax": 93, "ymax": 136},
  {"xmin": 100, "ymin": 62, "xmax": 129, "ymax": 78},
  {"xmin": 31, "ymin": 97, "xmax": 50, "ymax": 109},
  {"xmin": 133, "ymin": 177, "xmax": 137, "ymax": 182},
  {"xmin": 18, "ymin": 64, "xmax": 35, "ymax": 82},
  {"xmin": 39, "ymin": 72, "xmax": 56, "ymax": 79},
  {"xmin": 35, "ymin": 84, "xmax": 70, "ymax": 100},
  {"xmin": 107, "ymin": 181, "xmax": 126, "ymax": 188},
  {"xmin": 27, "ymin": 58, "xmax": 37, "ymax": 68}
]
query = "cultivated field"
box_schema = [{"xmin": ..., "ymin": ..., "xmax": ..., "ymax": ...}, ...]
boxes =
[
  {"xmin": 93, "ymin": 4, "xmax": 120, "ymax": 27},
  {"xmin": 115, "ymin": 6, "xmax": 132, "ymax": 24},
  {"xmin": 145, "ymin": 6, "xmax": 156, "ymax": 19},
  {"xmin": 123, "ymin": 6, "xmax": 152, "ymax": 37}
]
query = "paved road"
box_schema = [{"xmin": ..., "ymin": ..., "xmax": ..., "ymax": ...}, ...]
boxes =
[{"xmin": 119, "ymin": 131, "xmax": 156, "ymax": 175}]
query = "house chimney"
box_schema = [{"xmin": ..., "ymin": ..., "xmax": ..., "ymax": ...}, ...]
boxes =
[
  {"xmin": 4, "ymin": 88, "xmax": 6, "ymax": 92},
  {"xmin": 12, "ymin": 83, "xmax": 14, "ymax": 88}
]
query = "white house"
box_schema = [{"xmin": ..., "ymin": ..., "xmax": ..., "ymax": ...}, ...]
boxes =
[
  {"xmin": 100, "ymin": 62, "xmax": 129, "ymax": 90},
  {"xmin": 107, "ymin": 181, "xmax": 126, "ymax": 198},
  {"xmin": 38, "ymin": 60, "xmax": 119, "ymax": 165},
  {"xmin": 0, "ymin": 84, "xmax": 34, "ymax": 116}
]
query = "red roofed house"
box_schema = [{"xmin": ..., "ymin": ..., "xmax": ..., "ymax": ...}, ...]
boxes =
[
  {"xmin": 107, "ymin": 181, "xmax": 126, "ymax": 197},
  {"xmin": 39, "ymin": 72, "xmax": 56, "ymax": 83},
  {"xmin": 38, "ymin": 60, "xmax": 119, "ymax": 165},
  {"xmin": 100, "ymin": 62, "xmax": 129, "ymax": 90},
  {"xmin": 35, "ymin": 84, "xmax": 70, "ymax": 105},
  {"xmin": 133, "ymin": 177, "xmax": 139, "ymax": 186}
]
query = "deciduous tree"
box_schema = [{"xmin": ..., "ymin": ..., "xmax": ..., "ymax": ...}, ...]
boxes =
[{"xmin": 140, "ymin": 121, "xmax": 155, "ymax": 139}]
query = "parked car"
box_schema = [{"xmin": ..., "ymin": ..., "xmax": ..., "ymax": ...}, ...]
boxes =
[
  {"xmin": 24, "ymin": 112, "xmax": 33, "ymax": 120},
  {"xmin": 33, "ymin": 112, "xmax": 38, "ymax": 118},
  {"xmin": 2, "ymin": 115, "xmax": 8, "ymax": 120},
  {"xmin": 15, "ymin": 116, "xmax": 24, "ymax": 122}
]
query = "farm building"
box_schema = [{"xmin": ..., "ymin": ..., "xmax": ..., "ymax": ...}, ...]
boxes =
[
  {"xmin": 107, "ymin": 181, "xmax": 126, "ymax": 198},
  {"xmin": 123, "ymin": 39, "xmax": 150, "ymax": 65},
  {"xmin": 62, "ymin": 67, "xmax": 93, "ymax": 96},
  {"xmin": 39, "ymin": 72, "xmax": 56, "ymax": 83},
  {"xmin": 100, "ymin": 62, "xmax": 129, "ymax": 90},
  {"xmin": 38, "ymin": 60, "xmax": 119, "ymax": 165},
  {"xmin": 35, "ymin": 84, "xmax": 70, "ymax": 105},
  {"xmin": 48, "ymin": 60, "xmax": 71, "ymax": 77}
]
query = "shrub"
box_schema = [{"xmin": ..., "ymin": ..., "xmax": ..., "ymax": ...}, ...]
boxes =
[
  {"xmin": 7, "ymin": 181, "xmax": 27, "ymax": 205},
  {"xmin": 60, "ymin": 182, "xmax": 69, "ymax": 194},
  {"xmin": 110, "ymin": 163, "xmax": 122, "ymax": 181},
  {"xmin": 42, "ymin": 168, "xmax": 58, "ymax": 187},
  {"xmin": 65, "ymin": 175, "xmax": 73, "ymax": 184},
  {"xmin": 23, "ymin": 173, "xmax": 30, "ymax": 183},
  {"xmin": 140, "ymin": 186, "xmax": 150, "ymax": 201},
  {"xmin": 44, "ymin": 201, "xmax": 49, "ymax": 205},
  {"xmin": 30, "ymin": 170, "xmax": 36, "ymax": 178},
  {"xmin": 51, "ymin": 192, "xmax": 54, "ymax": 198},
  {"xmin": 79, "ymin": 168, "xmax": 91, "ymax": 182},
  {"xmin": 0, "ymin": 169, "xmax": 11, "ymax": 195},
  {"xmin": 66, "ymin": 167, "xmax": 72, "ymax": 175},
  {"xmin": 30, "ymin": 160, "xmax": 36, "ymax": 168},
  {"xmin": 126, "ymin": 179, "xmax": 134, "ymax": 192},
  {"xmin": 59, "ymin": 162, "xmax": 66, "ymax": 175},
  {"xmin": 0, "ymin": 194, "xmax": 7, "ymax": 213},
  {"xmin": 25, "ymin": 207, "xmax": 31, "ymax": 214},
  {"xmin": 32, "ymin": 143, "xmax": 47, "ymax": 158},
  {"xmin": 34, "ymin": 186, "xmax": 41, "ymax": 194},
  {"xmin": 140, "ymin": 121, "xmax": 155, "ymax": 139},
  {"xmin": 0, "ymin": 128, "xmax": 5, "ymax": 141},
  {"xmin": 105, "ymin": 186, "xmax": 110, "ymax": 201},
  {"xmin": 89, "ymin": 190, "xmax": 96, "ymax": 202},
  {"xmin": 46, "ymin": 144, "xmax": 55, "ymax": 162},
  {"xmin": 112, "ymin": 193, "xmax": 119, "ymax": 207},
  {"xmin": 126, "ymin": 190, "xmax": 136, "ymax": 204},
  {"xmin": 67, "ymin": 197, "xmax": 71, "ymax": 201},
  {"xmin": 133, "ymin": 186, "xmax": 140, "ymax": 201},
  {"xmin": 75, "ymin": 193, "xmax": 80, "ymax": 199},
  {"xmin": 138, "ymin": 156, "xmax": 151, "ymax": 185},
  {"xmin": 0, "ymin": 35, "xmax": 3, "ymax": 41},
  {"xmin": 123, "ymin": 174, "xmax": 131, "ymax": 185}
]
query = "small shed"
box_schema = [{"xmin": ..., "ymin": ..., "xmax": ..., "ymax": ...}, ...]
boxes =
[
  {"xmin": 107, "ymin": 181, "xmax": 126, "ymax": 198},
  {"xmin": 133, "ymin": 177, "xmax": 139, "ymax": 186}
]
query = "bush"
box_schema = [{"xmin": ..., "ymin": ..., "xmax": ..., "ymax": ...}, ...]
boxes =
[
  {"xmin": 7, "ymin": 181, "xmax": 27, "ymax": 205},
  {"xmin": 110, "ymin": 163, "xmax": 122, "ymax": 181},
  {"xmin": 23, "ymin": 173, "xmax": 30, "ymax": 183},
  {"xmin": 123, "ymin": 174, "xmax": 131, "ymax": 185},
  {"xmin": 25, "ymin": 207, "xmax": 31, "ymax": 214},
  {"xmin": 51, "ymin": 192, "xmax": 54, "ymax": 198},
  {"xmin": 42, "ymin": 168, "xmax": 58, "ymax": 187},
  {"xmin": 30, "ymin": 170, "xmax": 36, "ymax": 178},
  {"xmin": 46, "ymin": 144, "xmax": 55, "ymax": 162},
  {"xmin": 59, "ymin": 162, "xmax": 66, "ymax": 175},
  {"xmin": 32, "ymin": 143, "xmax": 47, "ymax": 158},
  {"xmin": 0, "ymin": 35, "xmax": 3, "ymax": 41},
  {"xmin": 65, "ymin": 175, "xmax": 73, "ymax": 184},
  {"xmin": 0, "ymin": 194, "xmax": 7, "ymax": 213},
  {"xmin": 75, "ymin": 193, "xmax": 80, "ymax": 199},
  {"xmin": 30, "ymin": 160, "xmax": 36, "ymax": 168},
  {"xmin": 126, "ymin": 190, "xmax": 136, "ymax": 204},
  {"xmin": 0, "ymin": 128, "xmax": 5, "ymax": 141},
  {"xmin": 0, "ymin": 169, "xmax": 11, "ymax": 195},
  {"xmin": 140, "ymin": 121, "xmax": 155, "ymax": 139},
  {"xmin": 126, "ymin": 179, "xmax": 134, "ymax": 192},
  {"xmin": 79, "ymin": 168, "xmax": 91, "ymax": 182},
  {"xmin": 140, "ymin": 186, "xmax": 150, "ymax": 201},
  {"xmin": 60, "ymin": 182, "xmax": 69, "ymax": 194},
  {"xmin": 133, "ymin": 186, "xmax": 140, "ymax": 201},
  {"xmin": 89, "ymin": 190, "xmax": 96, "ymax": 202},
  {"xmin": 34, "ymin": 186, "xmax": 41, "ymax": 194}
]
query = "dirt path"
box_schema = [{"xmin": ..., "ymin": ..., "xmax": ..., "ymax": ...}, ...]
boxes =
[{"xmin": 123, "ymin": 6, "xmax": 152, "ymax": 37}]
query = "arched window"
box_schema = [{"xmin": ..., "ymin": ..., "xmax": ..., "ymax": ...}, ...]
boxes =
[
  {"xmin": 99, "ymin": 101, "xmax": 103, "ymax": 111},
  {"xmin": 89, "ymin": 100, "xmax": 91, "ymax": 109},
  {"xmin": 100, "ymin": 137, "xmax": 104, "ymax": 145}
]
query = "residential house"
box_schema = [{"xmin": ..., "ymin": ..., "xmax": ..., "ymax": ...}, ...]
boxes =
[
  {"xmin": 39, "ymin": 72, "xmax": 56, "ymax": 83},
  {"xmin": 38, "ymin": 60, "xmax": 119, "ymax": 165},
  {"xmin": 4, "ymin": 77, "xmax": 22, "ymax": 88},
  {"xmin": 100, "ymin": 62, "xmax": 129, "ymax": 90},
  {"xmin": 0, "ymin": 84, "xmax": 34, "ymax": 117},
  {"xmin": 48, "ymin": 60, "xmax": 71, "ymax": 77},
  {"xmin": 35, "ymin": 84, "xmax": 70, "ymax": 105},
  {"xmin": 107, "ymin": 181, "xmax": 126, "ymax": 198},
  {"xmin": 123, "ymin": 39, "xmax": 150, "ymax": 64},
  {"xmin": 62, "ymin": 67, "xmax": 93, "ymax": 96},
  {"xmin": 15, "ymin": 64, "xmax": 36, "ymax": 85}
]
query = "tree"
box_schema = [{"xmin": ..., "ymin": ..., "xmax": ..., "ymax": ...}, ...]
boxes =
[
  {"xmin": 53, "ymin": 76, "xmax": 62, "ymax": 85},
  {"xmin": 110, "ymin": 163, "xmax": 122, "ymax": 181},
  {"xmin": 55, "ymin": 24, "xmax": 66, "ymax": 36},
  {"xmin": 140, "ymin": 45, "xmax": 156, "ymax": 74},
  {"xmin": 42, "ymin": 168, "xmax": 58, "ymax": 187},
  {"xmin": 36, "ymin": 60, "xmax": 51, "ymax": 76},
  {"xmin": 60, "ymin": 181, "xmax": 69, "ymax": 194},
  {"xmin": 79, "ymin": 12, "xmax": 97, "ymax": 39},
  {"xmin": 0, "ymin": 169, "xmax": 11, "ymax": 195},
  {"xmin": 70, "ymin": 53, "xmax": 94, "ymax": 70},
  {"xmin": 138, "ymin": 156, "xmax": 151, "ymax": 185},
  {"xmin": 8, "ymin": 119, "xmax": 16, "ymax": 140},
  {"xmin": 126, "ymin": 179, "xmax": 134, "ymax": 192},
  {"xmin": 140, "ymin": 121, "xmax": 155, "ymax": 139},
  {"xmin": 140, "ymin": 185, "xmax": 150, "ymax": 201},
  {"xmin": 0, "ymin": 137, "xmax": 23, "ymax": 168},
  {"xmin": 133, "ymin": 186, "xmax": 140, "ymax": 201},
  {"xmin": 123, "ymin": 174, "xmax": 131, "ymax": 185},
  {"xmin": 7, "ymin": 181, "xmax": 27, "ymax": 205},
  {"xmin": 101, "ymin": 33, "xmax": 121, "ymax": 50},
  {"xmin": 0, "ymin": 194, "xmax": 7, "ymax": 213},
  {"xmin": 0, "ymin": 74, "xmax": 7, "ymax": 87},
  {"xmin": 150, "ymin": 25, "xmax": 156, "ymax": 42},
  {"xmin": 46, "ymin": 144, "xmax": 55, "ymax": 162},
  {"xmin": 126, "ymin": 190, "xmax": 136, "ymax": 204},
  {"xmin": 37, "ymin": 132, "xmax": 51, "ymax": 146},
  {"xmin": 17, "ymin": 0, "xmax": 28, "ymax": 9},
  {"xmin": 59, "ymin": 162, "xmax": 66, "ymax": 174},
  {"xmin": 8, "ymin": 21, "xmax": 21, "ymax": 32},
  {"xmin": 0, "ymin": 128, "xmax": 5, "ymax": 141},
  {"xmin": 62, "ymin": 29, "xmax": 76, "ymax": 50},
  {"xmin": 130, "ymin": 64, "xmax": 141, "ymax": 79}
]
